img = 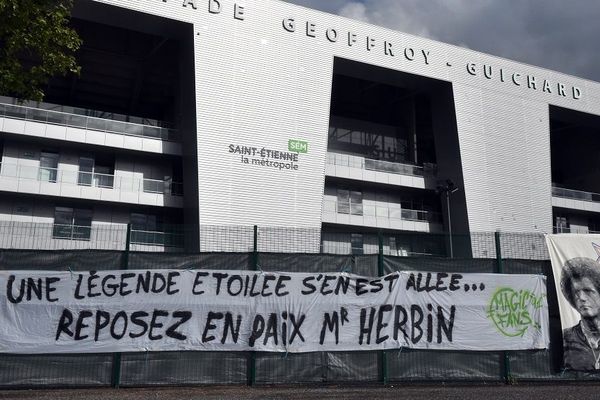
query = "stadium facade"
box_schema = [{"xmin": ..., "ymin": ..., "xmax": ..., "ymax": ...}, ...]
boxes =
[{"xmin": 1, "ymin": 0, "xmax": 599, "ymax": 257}]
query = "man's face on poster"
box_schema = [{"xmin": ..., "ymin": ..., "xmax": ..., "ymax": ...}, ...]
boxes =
[{"xmin": 572, "ymin": 277, "xmax": 600, "ymax": 318}]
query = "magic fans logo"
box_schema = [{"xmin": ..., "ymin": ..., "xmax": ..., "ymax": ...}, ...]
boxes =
[{"xmin": 487, "ymin": 288, "xmax": 544, "ymax": 337}]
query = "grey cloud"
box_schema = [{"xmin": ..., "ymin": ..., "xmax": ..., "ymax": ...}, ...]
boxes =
[{"xmin": 283, "ymin": 0, "xmax": 600, "ymax": 82}]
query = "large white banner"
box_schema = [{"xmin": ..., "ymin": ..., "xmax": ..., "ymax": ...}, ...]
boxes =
[
  {"xmin": 546, "ymin": 234, "xmax": 600, "ymax": 371},
  {"xmin": 0, "ymin": 269, "xmax": 549, "ymax": 354}
]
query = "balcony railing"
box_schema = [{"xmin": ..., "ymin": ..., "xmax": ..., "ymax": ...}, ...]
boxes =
[
  {"xmin": 51, "ymin": 224, "xmax": 183, "ymax": 246},
  {"xmin": 326, "ymin": 152, "xmax": 437, "ymax": 177},
  {"xmin": 0, "ymin": 164, "xmax": 183, "ymax": 196},
  {"xmin": 0, "ymin": 221, "xmax": 185, "ymax": 250},
  {"xmin": 130, "ymin": 229, "xmax": 185, "ymax": 247},
  {"xmin": 52, "ymin": 223, "xmax": 92, "ymax": 240},
  {"xmin": 0, "ymin": 96, "xmax": 178, "ymax": 142},
  {"xmin": 552, "ymin": 186, "xmax": 600, "ymax": 203},
  {"xmin": 323, "ymin": 199, "xmax": 442, "ymax": 223}
]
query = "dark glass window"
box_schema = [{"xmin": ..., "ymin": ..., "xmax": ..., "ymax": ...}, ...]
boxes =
[
  {"xmin": 337, "ymin": 190, "xmax": 363, "ymax": 216},
  {"xmin": 554, "ymin": 216, "xmax": 570, "ymax": 233},
  {"xmin": 53, "ymin": 207, "xmax": 92, "ymax": 240},
  {"xmin": 39, "ymin": 151, "xmax": 59, "ymax": 183},
  {"xmin": 351, "ymin": 233, "xmax": 363, "ymax": 255}
]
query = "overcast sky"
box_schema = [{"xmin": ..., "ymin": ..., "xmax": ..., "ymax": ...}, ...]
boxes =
[{"xmin": 283, "ymin": 0, "xmax": 600, "ymax": 82}]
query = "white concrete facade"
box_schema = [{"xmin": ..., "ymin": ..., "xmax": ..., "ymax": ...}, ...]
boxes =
[
  {"xmin": 98, "ymin": 0, "xmax": 598, "ymax": 232},
  {"xmin": 1, "ymin": 0, "xmax": 600, "ymax": 254}
]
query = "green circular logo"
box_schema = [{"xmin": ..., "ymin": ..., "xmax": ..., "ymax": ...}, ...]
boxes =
[{"xmin": 487, "ymin": 287, "xmax": 543, "ymax": 337}]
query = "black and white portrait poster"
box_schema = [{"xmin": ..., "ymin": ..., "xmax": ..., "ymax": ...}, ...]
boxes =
[{"xmin": 547, "ymin": 234, "xmax": 600, "ymax": 371}]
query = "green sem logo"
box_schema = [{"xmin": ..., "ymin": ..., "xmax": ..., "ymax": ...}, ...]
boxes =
[
  {"xmin": 288, "ymin": 139, "xmax": 308, "ymax": 153},
  {"xmin": 487, "ymin": 287, "xmax": 544, "ymax": 337}
]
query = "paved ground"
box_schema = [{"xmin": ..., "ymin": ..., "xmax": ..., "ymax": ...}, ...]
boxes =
[{"xmin": 1, "ymin": 384, "xmax": 600, "ymax": 400}]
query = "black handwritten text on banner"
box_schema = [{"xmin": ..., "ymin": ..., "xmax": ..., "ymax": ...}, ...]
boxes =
[{"xmin": 0, "ymin": 269, "xmax": 549, "ymax": 353}]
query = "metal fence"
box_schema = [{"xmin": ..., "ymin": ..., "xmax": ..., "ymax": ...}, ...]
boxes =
[
  {"xmin": 0, "ymin": 227, "xmax": 591, "ymax": 388},
  {"xmin": 0, "ymin": 221, "xmax": 552, "ymax": 258}
]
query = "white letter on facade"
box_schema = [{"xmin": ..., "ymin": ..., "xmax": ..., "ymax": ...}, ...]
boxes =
[
  {"xmin": 282, "ymin": 18, "xmax": 295, "ymax": 32},
  {"xmin": 182, "ymin": 0, "xmax": 197, "ymax": 9},
  {"xmin": 483, "ymin": 65, "xmax": 493, "ymax": 79},
  {"xmin": 558, "ymin": 83, "xmax": 566, "ymax": 96},
  {"xmin": 326, "ymin": 28, "xmax": 338, "ymax": 42},
  {"xmin": 467, "ymin": 63, "xmax": 477, "ymax": 75},
  {"xmin": 384, "ymin": 41, "xmax": 394, "ymax": 56},
  {"xmin": 348, "ymin": 32, "xmax": 357, "ymax": 46},
  {"xmin": 542, "ymin": 80, "xmax": 552, "ymax": 93},
  {"xmin": 512, "ymin": 73, "xmax": 521, "ymax": 86},
  {"xmin": 208, "ymin": 0, "xmax": 221, "ymax": 13},
  {"xmin": 421, "ymin": 50, "xmax": 430, "ymax": 64},
  {"xmin": 306, "ymin": 21, "xmax": 316, "ymax": 37},
  {"xmin": 367, "ymin": 36, "xmax": 375, "ymax": 51},
  {"xmin": 234, "ymin": 4, "xmax": 245, "ymax": 20}
]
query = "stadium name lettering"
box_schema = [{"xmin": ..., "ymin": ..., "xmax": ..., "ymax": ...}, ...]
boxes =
[
  {"xmin": 466, "ymin": 63, "xmax": 582, "ymax": 100},
  {"xmin": 162, "ymin": 0, "xmax": 246, "ymax": 20},
  {"xmin": 282, "ymin": 18, "xmax": 431, "ymax": 65},
  {"xmin": 159, "ymin": 1, "xmax": 583, "ymax": 101}
]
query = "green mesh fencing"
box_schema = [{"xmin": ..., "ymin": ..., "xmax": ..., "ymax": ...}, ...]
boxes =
[{"xmin": 0, "ymin": 228, "xmax": 592, "ymax": 387}]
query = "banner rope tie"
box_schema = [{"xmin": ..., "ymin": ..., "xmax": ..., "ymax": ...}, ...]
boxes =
[
  {"xmin": 339, "ymin": 264, "xmax": 351, "ymax": 273},
  {"xmin": 144, "ymin": 349, "xmax": 150, "ymax": 365},
  {"xmin": 396, "ymin": 346, "xmax": 404, "ymax": 358}
]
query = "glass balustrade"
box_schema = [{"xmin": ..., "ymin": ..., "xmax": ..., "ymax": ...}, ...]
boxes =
[
  {"xmin": 0, "ymin": 164, "xmax": 183, "ymax": 196},
  {"xmin": 52, "ymin": 223, "xmax": 92, "ymax": 240},
  {"xmin": 130, "ymin": 229, "xmax": 185, "ymax": 247},
  {"xmin": 0, "ymin": 220, "xmax": 185, "ymax": 249},
  {"xmin": 326, "ymin": 152, "xmax": 437, "ymax": 177},
  {"xmin": 552, "ymin": 186, "xmax": 600, "ymax": 202},
  {"xmin": 0, "ymin": 97, "xmax": 178, "ymax": 142},
  {"xmin": 323, "ymin": 199, "xmax": 441, "ymax": 223}
]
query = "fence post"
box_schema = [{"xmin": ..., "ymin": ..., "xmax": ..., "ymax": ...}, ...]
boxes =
[
  {"xmin": 123, "ymin": 223, "xmax": 131, "ymax": 269},
  {"xmin": 253, "ymin": 225, "xmax": 258, "ymax": 270},
  {"xmin": 495, "ymin": 231, "xmax": 512, "ymax": 384},
  {"xmin": 112, "ymin": 223, "xmax": 131, "ymax": 388},
  {"xmin": 247, "ymin": 225, "xmax": 258, "ymax": 386},
  {"xmin": 378, "ymin": 230, "xmax": 388, "ymax": 385}
]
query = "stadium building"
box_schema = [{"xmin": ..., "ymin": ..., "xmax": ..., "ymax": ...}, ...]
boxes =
[{"xmin": 1, "ymin": 0, "xmax": 599, "ymax": 257}]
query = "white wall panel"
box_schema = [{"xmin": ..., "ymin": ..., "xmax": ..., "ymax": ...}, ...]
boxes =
[{"xmin": 94, "ymin": 0, "xmax": 600, "ymax": 243}]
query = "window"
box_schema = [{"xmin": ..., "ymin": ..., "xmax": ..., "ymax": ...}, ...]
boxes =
[
  {"xmin": 588, "ymin": 219, "xmax": 600, "ymax": 234},
  {"xmin": 555, "ymin": 216, "xmax": 570, "ymax": 233},
  {"xmin": 389, "ymin": 236, "xmax": 398, "ymax": 256},
  {"xmin": 131, "ymin": 213, "xmax": 159, "ymax": 231},
  {"xmin": 130, "ymin": 213, "xmax": 161, "ymax": 245},
  {"xmin": 78, "ymin": 157, "xmax": 94, "ymax": 186},
  {"xmin": 53, "ymin": 207, "xmax": 92, "ymax": 240},
  {"xmin": 13, "ymin": 205, "xmax": 31, "ymax": 216},
  {"xmin": 39, "ymin": 151, "xmax": 59, "ymax": 182},
  {"xmin": 129, "ymin": 213, "xmax": 183, "ymax": 247},
  {"xmin": 142, "ymin": 176, "xmax": 172, "ymax": 194},
  {"xmin": 78, "ymin": 155, "xmax": 114, "ymax": 188},
  {"xmin": 350, "ymin": 191, "xmax": 363, "ymax": 215},
  {"xmin": 337, "ymin": 190, "xmax": 363, "ymax": 216},
  {"xmin": 337, "ymin": 190, "xmax": 350, "ymax": 214},
  {"xmin": 351, "ymin": 233, "xmax": 364, "ymax": 255}
]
